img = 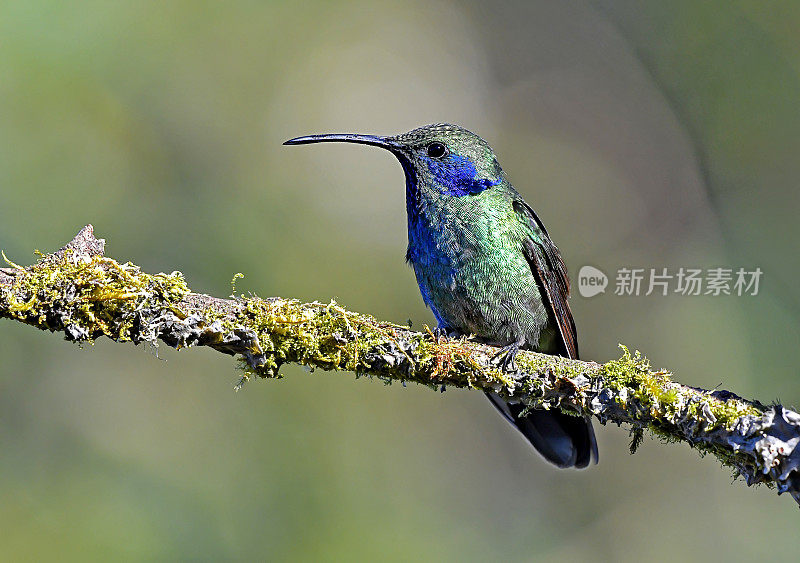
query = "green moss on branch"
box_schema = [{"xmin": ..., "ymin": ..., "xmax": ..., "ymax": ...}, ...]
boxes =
[{"xmin": 1, "ymin": 225, "xmax": 799, "ymax": 507}]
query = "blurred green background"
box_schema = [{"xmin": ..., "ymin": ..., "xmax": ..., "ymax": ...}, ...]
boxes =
[{"xmin": 1, "ymin": 1, "xmax": 799, "ymax": 560}]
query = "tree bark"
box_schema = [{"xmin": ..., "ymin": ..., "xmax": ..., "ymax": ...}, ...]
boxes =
[{"xmin": 2, "ymin": 225, "xmax": 799, "ymax": 506}]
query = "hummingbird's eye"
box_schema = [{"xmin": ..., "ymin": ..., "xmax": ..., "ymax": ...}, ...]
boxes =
[{"xmin": 426, "ymin": 142, "xmax": 447, "ymax": 159}]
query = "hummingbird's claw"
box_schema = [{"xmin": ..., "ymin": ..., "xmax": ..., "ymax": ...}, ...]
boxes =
[
  {"xmin": 492, "ymin": 342, "xmax": 522, "ymax": 373},
  {"xmin": 430, "ymin": 326, "xmax": 463, "ymax": 343}
]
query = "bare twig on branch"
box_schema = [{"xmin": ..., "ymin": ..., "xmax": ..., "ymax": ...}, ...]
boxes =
[{"xmin": 2, "ymin": 226, "xmax": 800, "ymax": 506}]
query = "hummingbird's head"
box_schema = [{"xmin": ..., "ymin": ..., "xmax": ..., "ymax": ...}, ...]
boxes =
[{"xmin": 284, "ymin": 123, "xmax": 506, "ymax": 210}]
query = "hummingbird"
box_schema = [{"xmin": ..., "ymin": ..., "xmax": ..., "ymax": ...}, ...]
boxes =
[{"xmin": 284, "ymin": 124, "xmax": 597, "ymax": 468}]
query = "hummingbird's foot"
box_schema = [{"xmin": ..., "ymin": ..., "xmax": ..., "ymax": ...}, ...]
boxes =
[
  {"xmin": 431, "ymin": 327, "xmax": 448, "ymax": 342},
  {"xmin": 492, "ymin": 341, "xmax": 522, "ymax": 373},
  {"xmin": 430, "ymin": 327, "xmax": 462, "ymax": 343}
]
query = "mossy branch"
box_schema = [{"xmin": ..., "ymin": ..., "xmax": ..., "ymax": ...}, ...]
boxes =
[{"xmin": 2, "ymin": 226, "xmax": 800, "ymax": 506}]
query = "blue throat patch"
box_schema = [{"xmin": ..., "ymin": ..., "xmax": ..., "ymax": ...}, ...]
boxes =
[
  {"xmin": 425, "ymin": 154, "xmax": 501, "ymax": 196},
  {"xmin": 399, "ymin": 152, "xmax": 502, "ymax": 266},
  {"xmin": 397, "ymin": 155, "xmax": 419, "ymax": 222}
]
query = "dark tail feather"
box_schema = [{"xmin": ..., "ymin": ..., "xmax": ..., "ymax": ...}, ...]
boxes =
[{"xmin": 485, "ymin": 393, "xmax": 598, "ymax": 469}]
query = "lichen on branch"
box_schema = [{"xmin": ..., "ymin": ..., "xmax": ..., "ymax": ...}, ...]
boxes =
[{"xmin": 2, "ymin": 225, "xmax": 800, "ymax": 507}]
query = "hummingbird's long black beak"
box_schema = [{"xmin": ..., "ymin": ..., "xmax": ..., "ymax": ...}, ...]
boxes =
[{"xmin": 283, "ymin": 133, "xmax": 401, "ymax": 153}]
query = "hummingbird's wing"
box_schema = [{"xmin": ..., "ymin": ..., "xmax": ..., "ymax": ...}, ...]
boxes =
[
  {"xmin": 483, "ymin": 197, "xmax": 597, "ymax": 468},
  {"xmin": 511, "ymin": 199, "xmax": 578, "ymax": 360}
]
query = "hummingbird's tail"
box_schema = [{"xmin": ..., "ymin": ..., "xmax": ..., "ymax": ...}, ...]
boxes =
[{"xmin": 485, "ymin": 393, "xmax": 598, "ymax": 468}]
